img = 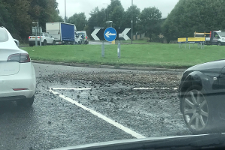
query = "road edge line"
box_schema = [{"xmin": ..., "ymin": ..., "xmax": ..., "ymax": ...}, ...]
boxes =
[{"xmin": 49, "ymin": 89, "xmax": 146, "ymax": 139}]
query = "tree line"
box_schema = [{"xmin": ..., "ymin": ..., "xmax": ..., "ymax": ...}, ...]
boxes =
[
  {"xmin": 163, "ymin": 0, "xmax": 225, "ymax": 42},
  {"xmin": 1, "ymin": 0, "xmax": 225, "ymax": 43},
  {"xmin": 0, "ymin": 0, "xmax": 63, "ymax": 41},
  {"xmin": 68, "ymin": 0, "xmax": 162, "ymax": 42},
  {"xmin": 68, "ymin": 0, "xmax": 225, "ymax": 42}
]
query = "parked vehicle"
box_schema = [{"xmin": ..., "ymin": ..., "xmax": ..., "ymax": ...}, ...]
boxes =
[
  {"xmin": 46, "ymin": 22, "xmax": 77, "ymax": 45},
  {"xmin": 0, "ymin": 27, "xmax": 36, "ymax": 107},
  {"xmin": 178, "ymin": 60, "xmax": 225, "ymax": 134},
  {"xmin": 76, "ymin": 31, "xmax": 89, "ymax": 45},
  {"xmin": 194, "ymin": 30, "xmax": 225, "ymax": 46},
  {"xmin": 28, "ymin": 32, "xmax": 55, "ymax": 46}
]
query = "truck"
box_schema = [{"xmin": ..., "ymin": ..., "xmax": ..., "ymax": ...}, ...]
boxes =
[
  {"xmin": 28, "ymin": 32, "xmax": 55, "ymax": 46},
  {"xmin": 46, "ymin": 22, "xmax": 77, "ymax": 45},
  {"xmin": 194, "ymin": 30, "xmax": 225, "ymax": 46}
]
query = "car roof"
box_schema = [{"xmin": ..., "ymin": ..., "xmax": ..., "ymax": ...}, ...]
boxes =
[
  {"xmin": 0, "ymin": 27, "xmax": 21, "ymax": 50},
  {"xmin": 76, "ymin": 31, "xmax": 86, "ymax": 33}
]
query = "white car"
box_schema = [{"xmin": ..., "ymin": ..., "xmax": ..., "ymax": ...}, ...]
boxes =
[
  {"xmin": 0, "ymin": 27, "xmax": 36, "ymax": 107},
  {"xmin": 28, "ymin": 32, "xmax": 55, "ymax": 46}
]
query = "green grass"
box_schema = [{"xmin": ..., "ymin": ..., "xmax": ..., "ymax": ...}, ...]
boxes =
[{"xmin": 22, "ymin": 43, "xmax": 225, "ymax": 68}]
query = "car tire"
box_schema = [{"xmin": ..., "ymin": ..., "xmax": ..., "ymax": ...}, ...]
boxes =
[
  {"xmin": 181, "ymin": 86, "xmax": 220, "ymax": 134},
  {"xmin": 17, "ymin": 96, "xmax": 34, "ymax": 107},
  {"xmin": 43, "ymin": 40, "xmax": 47, "ymax": 46},
  {"xmin": 217, "ymin": 42, "xmax": 221, "ymax": 46},
  {"xmin": 52, "ymin": 40, "xmax": 56, "ymax": 45}
]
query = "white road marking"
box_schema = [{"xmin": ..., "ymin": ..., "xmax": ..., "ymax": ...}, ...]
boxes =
[
  {"xmin": 133, "ymin": 87, "xmax": 178, "ymax": 90},
  {"xmin": 133, "ymin": 88, "xmax": 154, "ymax": 90},
  {"xmin": 52, "ymin": 88, "xmax": 91, "ymax": 91},
  {"xmin": 49, "ymin": 89, "xmax": 146, "ymax": 139}
]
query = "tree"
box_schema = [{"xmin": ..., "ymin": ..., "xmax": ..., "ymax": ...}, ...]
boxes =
[
  {"xmin": 68, "ymin": 13, "xmax": 87, "ymax": 31},
  {"xmin": 121, "ymin": 5, "xmax": 140, "ymax": 33},
  {"xmin": 106, "ymin": 0, "xmax": 124, "ymax": 28},
  {"xmin": 29, "ymin": 0, "xmax": 62, "ymax": 31},
  {"xmin": 0, "ymin": 0, "xmax": 15, "ymax": 35},
  {"xmin": 139, "ymin": 7, "xmax": 162, "ymax": 42},
  {"xmin": 162, "ymin": 0, "xmax": 225, "ymax": 42},
  {"xmin": 0, "ymin": 0, "xmax": 62, "ymax": 40},
  {"xmin": 87, "ymin": 7, "xmax": 107, "ymax": 39}
]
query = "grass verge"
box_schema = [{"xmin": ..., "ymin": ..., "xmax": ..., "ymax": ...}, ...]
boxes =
[{"xmin": 22, "ymin": 43, "xmax": 225, "ymax": 69}]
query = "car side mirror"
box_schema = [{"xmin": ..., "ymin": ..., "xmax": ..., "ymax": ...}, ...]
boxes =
[{"xmin": 14, "ymin": 39, "xmax": 19, "ymax": 47}]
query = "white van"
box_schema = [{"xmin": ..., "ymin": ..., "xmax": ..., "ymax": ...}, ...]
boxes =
[{"xmin": 75, "ymin": 31, "xmax": 89, "ymax": 44}]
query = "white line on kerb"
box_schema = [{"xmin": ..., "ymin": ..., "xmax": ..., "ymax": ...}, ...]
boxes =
[
  {"xmin": 49, "ymin": 89, "xmax": 146, "ymax": 139},
  {"xmin": 52, "ymin": 88, "xmax": 91, "ymax": 91}
]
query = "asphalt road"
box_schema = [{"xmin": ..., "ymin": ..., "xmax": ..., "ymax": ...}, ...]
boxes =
[{"xmin": 0, "ymin": 63, "xmax": 191, "ymax": 150}]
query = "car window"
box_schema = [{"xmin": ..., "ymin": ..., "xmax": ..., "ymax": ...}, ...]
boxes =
[
  {"xmin": 0, "ymin": 28, "xmax": 8, "ymax": 42},
  {"xmin": 3, "ymin": 0, "xmax": 225, "ymax": 150},
  {"xmin": 218, "ymin": 32, "xmax": 225, "ymax": 37}
]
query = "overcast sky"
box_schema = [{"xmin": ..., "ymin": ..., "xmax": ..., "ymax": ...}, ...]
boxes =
[{"xmin": 56, "ymin": 0, "xmax": 179, "ymax": 19}]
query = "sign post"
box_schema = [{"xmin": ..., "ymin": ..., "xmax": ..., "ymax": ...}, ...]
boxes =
[
  {"xmin": 102, "ymin": 41, "xmax": 105, "ymax": 57},
  {"xmin": 104, "ymin": 27, "xmax": 117, "ymax": 58},
  {"xmin": 118, "ymin": 41, "xmax": 121, "ymax": 58}
]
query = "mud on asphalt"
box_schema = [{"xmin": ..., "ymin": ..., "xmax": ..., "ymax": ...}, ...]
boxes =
[{"xmin": 37, "ymin": 70, "xmax": 191, "ymax": 137}]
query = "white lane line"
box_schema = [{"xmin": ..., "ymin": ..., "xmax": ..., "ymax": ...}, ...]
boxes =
[
  {"xmin": 52, "ymin": 88, "xmax": 91, "ymax": 91},
  {"xmin": 49, "ymin": 89, "xmax": 146, "ymax": 139},
  {"xmin": 133, "ymin": 88, "xmax": 154, "ymax": 90},
  {"xmin": 133, "ymin": 87, "xmax": 178, "ymax": 90}
]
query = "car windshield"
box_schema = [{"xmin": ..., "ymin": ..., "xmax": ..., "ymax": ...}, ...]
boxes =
[
  {"xmin": 1, "ymin": 0, "xmax": 225, "ymax": 150},
  {"xmin": 77, "ymin": 33, "xmax": 85, "ymax": 36},
  {"xmin": 0, "ymin": 28, "xmax": 8, "ymax": 42},
  {"xmin": 218, "ymin": 32, "xmax": 225, "ymax": 37}
]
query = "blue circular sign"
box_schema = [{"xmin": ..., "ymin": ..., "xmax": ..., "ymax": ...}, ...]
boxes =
[{"xmin": 104, "ymin": 27, "xmax": 117, "ymax": 42}]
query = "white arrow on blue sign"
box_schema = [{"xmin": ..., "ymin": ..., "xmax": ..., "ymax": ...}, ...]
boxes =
[{"xmin": 104, "ymin": 27, "xmax": 117, "ymax": 42}]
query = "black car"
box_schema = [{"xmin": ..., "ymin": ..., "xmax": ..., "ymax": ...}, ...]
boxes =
[{"xmin": 178, "ymin": 60, "xmax": 225, "ymax": 134}]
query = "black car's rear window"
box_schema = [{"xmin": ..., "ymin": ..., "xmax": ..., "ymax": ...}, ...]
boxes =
[{"xmin": 0, "ymin": 28, "xmax": 8, "ymax": 42}]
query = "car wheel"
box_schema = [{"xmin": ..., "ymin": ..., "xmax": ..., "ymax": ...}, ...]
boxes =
[
  {"xmin": 217, "ymin": 42, "xmax": 221, "ymax": 46},
  {"xmin": 17, "ymin": 96, "xmax": 34, "ymax": 107},
  {"xmin": 43, "ymin": 40, "xmax": 47, "ymax": 46},
  {"xmin": 52, "ymin": 40, "xmax": 56, "ymax": 45},
  {"xmin": 181, "ymin": 86, "xmax": 218, "ymax": 134}
]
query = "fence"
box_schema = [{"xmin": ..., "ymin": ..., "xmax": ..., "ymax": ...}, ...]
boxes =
[{"xmin": 178, "ymin": 37, "xmax": 206, "ymax": 49}]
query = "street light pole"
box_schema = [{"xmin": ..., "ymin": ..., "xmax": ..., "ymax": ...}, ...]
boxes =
[
  {"xmin": 64, "ymin": 0, "xmax": 66, "ymax": 23},
  {"xmin": 32, "ymin": 22, "xmax": 38, "ymax": 46},
  {"xmin": 131, "ymin": 0, "xmax": 133, "ymax": 44},
  {"xmin": 103, "ymin": 3, "xmax": 108, "ymax": 22}
]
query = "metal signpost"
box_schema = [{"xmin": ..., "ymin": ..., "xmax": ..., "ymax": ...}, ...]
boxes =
[
  {"xmin": 104, "ymin": 27, "xmax": 117, "ymax": 58},
  {"xmin": 32, "ymin": 22, "xmax": 42, "ymax": 46}
]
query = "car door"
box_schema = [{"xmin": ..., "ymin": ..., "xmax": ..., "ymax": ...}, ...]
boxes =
[
  {"xmin": 211, "ymin": 32, "xmax": 220, "ymax": 45},
  {"xmin": 217, "ymin": 66, "xmax": 225, "ymax": 89},
  {"xmin": 45, "ymin": 33, "xmax": 53, "ymax": 44}
]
